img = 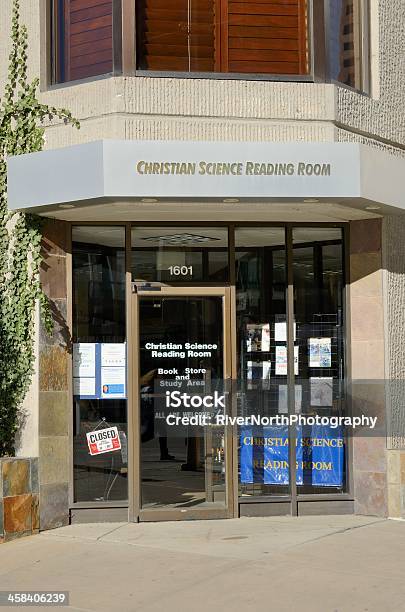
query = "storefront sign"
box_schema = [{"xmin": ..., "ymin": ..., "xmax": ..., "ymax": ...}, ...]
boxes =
[
  {"xmin": 13, "ymin": 141, "xmax": 398, "ymax": 212},
  {"xmin": 136, "ymin": 160, "xmax": 332, "ymax": 177},
  {"xmin": 144, "ymin": 341, "xmax": 218, "ymax": 360},
  {"xmin": 240, "ymin": 425, "xmax": 344, "ymax": 486},
  {"xmin": 86, "ymin": 426, "xmax": 122, "ymax": 456}
]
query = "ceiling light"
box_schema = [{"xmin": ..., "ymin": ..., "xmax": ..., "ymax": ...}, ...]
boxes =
[
  {"xmin": 223, "ymin": 198, "xmax": 239, "ymax": 203},
  {"xmin": 59, "ymin": 203, "xmax": 75, "ymax": 209},
  {"xmin": 303, "ymin": 198, "xmax": 319, "ymax": 203},
  {"xmin": 141, "ymin": 198, "xmax": 158, "ymax": 203}
]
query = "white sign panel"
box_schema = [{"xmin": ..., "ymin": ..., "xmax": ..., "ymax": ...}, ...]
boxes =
[
  {"xmin": 308, "ymin": 338, "xmax": 332, "ymax": 368},
  {"xmin": 101, "ymin": 367, "xmax": 126, "ymax": 398},
  {"xmin": 101, "ymin": 343, "xmax": 126, "ymax": 367},
  {"xmin": 274, "ymin": 322, "xmax": 296, "ymax": 342},
  {"xmin": 73, "ymin": 377, "xmax": 96, "ymax": 397},
  {"xmin": 8, "ymin": 141, "xmax": 371, "ymax": 213},
  {"xmin": 86, "ymin": 426, "xmax": 122, "ymax": 456},
  {"xmin": 73, "ymin": 343, "xmax": 96, "ymax": 378},
  {"xmin": 275, "ymin": 346, "xmax": 299, "ymax": 376}
]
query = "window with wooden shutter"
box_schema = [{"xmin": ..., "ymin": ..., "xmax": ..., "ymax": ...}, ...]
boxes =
[
  {"xmin": 136, "ymin": 0, "xmax": 308, "ymax": 75},
  {"xmin": 224, "ymin": 0, "xmax": 308, "ymax": 74},
  {"xmin": 53, "ymin": 0, "xmax": 369, "ymax": 86},
  {"xmin": 136, "ymin": 0, "xmax": 219, "ymax": 72},
  {"xmin": 62, "ymin": 0, "xmax": 114, "ymax": 82}
]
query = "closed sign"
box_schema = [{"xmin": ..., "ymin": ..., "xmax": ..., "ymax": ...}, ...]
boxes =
[{"xmin": 86, "ymin": 426, "xmax": 121, "ymax": 456}]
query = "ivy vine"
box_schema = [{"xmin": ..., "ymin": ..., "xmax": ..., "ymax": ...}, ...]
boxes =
[{"xmin": 0, "ymin": 0, "xmax": 79, "ymax": 456}]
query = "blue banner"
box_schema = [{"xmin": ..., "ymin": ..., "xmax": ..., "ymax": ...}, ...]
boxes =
[{"xmin": 240, "ymin": 425, "xmax": 344, "ymax": 487}]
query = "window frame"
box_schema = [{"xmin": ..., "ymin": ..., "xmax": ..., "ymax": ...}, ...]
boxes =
[
  {"xmin": 67, "ymin": 221, "xmax": 353, "ymax": 516},
  {"xmin": 48, "ymin": 0, "xmax": 124, "ymax": 87},
  {"xmin": 47, "ymin": 0, "xmax": 370, "ymax": 94}
]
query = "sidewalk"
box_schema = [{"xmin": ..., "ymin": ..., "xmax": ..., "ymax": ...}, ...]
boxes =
[{"xmin": 0, "ymin": 515, "xmax": 405, "ymax": 611}]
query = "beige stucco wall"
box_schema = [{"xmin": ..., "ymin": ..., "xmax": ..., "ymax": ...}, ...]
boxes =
[{"xmin": 0, "ymin": 1, "xmax": 404, "ymax": 155}]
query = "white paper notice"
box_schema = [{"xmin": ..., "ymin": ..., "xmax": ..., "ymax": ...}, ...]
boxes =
[
  {"xmin": 278, "ymin": 385, "xmax": 302, "ymax": 414},
  {"xmin": 274, "ymin": 322, "xmax": 296, "ymax": 342},
  {"xmin": 101, "ymin": 367, "xmax": 126, "ymax": 398},
  {"xmin": 310, "ymin": 377, "xmax": 333, "ymax": 406},
  {"xmin": 262, "ymin": 361, "xmax": 271, "ymax": 381},
  {"xmin": 101, "ymin": 343, "xmax": 126, "ymax": 367},
  {"xmin": 308, "ymin": 338, "xmax": 332, "ymax": 368},
  {"xmin": 73, "ymin": 377, "xmax": 96, "ymax": 397},
  {"xmin": 275, "ymin": 346, "xmax": 299, "ymax": 375},
  {"xmin": 261, "ymin": 324, "xmax": 270, "ymax": 352},
  {"xmin": 246, "ymin": 324, "xmax": 270, "ymax": 352},
  {"xmin": 73, "ymin": 343, "xmax": 96, "ymax": 378}
]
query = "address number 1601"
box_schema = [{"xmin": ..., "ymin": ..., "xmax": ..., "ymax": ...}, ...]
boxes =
[{"xmin": 168, "ymin": 266, "xmax": 193, "ymax": 277}]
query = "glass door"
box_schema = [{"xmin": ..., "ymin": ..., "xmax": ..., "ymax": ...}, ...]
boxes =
[{"xmin": 132, "ymin": 287, "xmax": 234, "ymax": 521}]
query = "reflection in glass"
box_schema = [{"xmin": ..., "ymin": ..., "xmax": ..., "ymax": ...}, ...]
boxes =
[
  {"xmin": 328, "ymin": 0, "xmax": 363, "ymax": 89},
  {"xmin": 72, "ymin": 227, "xmax": 127, "ymax": 502},
  {"xmin": 132, "ymin": 226, "xmax": 228, "ymax": 285}
]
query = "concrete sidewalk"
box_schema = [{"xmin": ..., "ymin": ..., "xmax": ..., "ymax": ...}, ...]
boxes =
[{"xmin": 0, "ymin": 515, "xmax": 405, "ymax": 611}]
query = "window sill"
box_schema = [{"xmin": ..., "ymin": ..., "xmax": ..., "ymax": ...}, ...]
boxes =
[
  {"xmin": 45, "ymin": 71, "xmax": 315, "ymax": 92},
  {"xmin": 135, "ymin": 70, "xmax": 314, "ymax": 84}
]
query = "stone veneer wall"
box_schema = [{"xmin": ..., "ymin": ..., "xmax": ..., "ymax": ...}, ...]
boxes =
[
  {"xmin": 38, "ymin": 219, "xmax": 70, "ymax": 529},
  {"xmin": 0, "ymin": 458, "xmax": 39, "ymax": 543},
  {"xmin": 350, "ymin": 219, "xmax": 388, "ymax": 516},
  {"xmin": 383, "ymin": 216, "xmax": 405, "ymax": 518},
  {"xmin": 386, "ymin": 451, "xmax": 405, "ymax": 518}
]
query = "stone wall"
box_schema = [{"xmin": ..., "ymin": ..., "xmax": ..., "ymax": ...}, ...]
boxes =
[
  {"xmin": 0, "ymin": 458, "xmax": 39, "ymax": 543},
  {"xmin": 383, "ymin": 216, "xmax": 405, "ymax": 449},
  {"xmin": 387, "ymin": 451, "xmax": 405, "ymax": 518},
  {"xmin": 382, "ymin": 216, "xmax": 405, "ymax": 517},
  {"xmin": 38, "ymin": 219, "xmax": 70, "ymax": 530},
  {"xmin": 349, "ymin": 219, "xmax": 388, "ymax": 516}
]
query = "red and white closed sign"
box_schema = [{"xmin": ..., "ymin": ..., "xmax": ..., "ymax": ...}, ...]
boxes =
[{"xmin": 86, "ymin": 426, "xmax": 121, "ymax": 456}]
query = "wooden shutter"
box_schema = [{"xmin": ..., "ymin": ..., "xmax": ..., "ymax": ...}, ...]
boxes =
[
  {"xmin": 64, "ymin": 0, "xmax": 113, "ymax": 82},
  {"xmin": 136, "ymin": 0, "xmax": 219, "ymax": 72},
  {"xmin": 224, "ymin": 0, "xmax": 308, "ymax": 74}
]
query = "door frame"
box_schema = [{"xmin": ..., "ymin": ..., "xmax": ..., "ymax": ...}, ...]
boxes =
[{"xmin": 129, "ymin": 285, "xmax": 237, "ymax": 522}]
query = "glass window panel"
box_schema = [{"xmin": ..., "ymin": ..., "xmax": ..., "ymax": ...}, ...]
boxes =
[
  {"xmin": 328, "ymin": 0, "xmax": 364, "ymax": 89},
  {"xmin": 135, "ymin": 0, "xmax": 309, "ymax": 76},
  {"xmin": 139, "ymin": 296, "xmax": 226, "ymax": 510},
  {"xmin": 292, "ymin": 227, "xmax": 347, "ymax": 494},
  {"xmin": 235, "ymin": 227, "xmax": 289, "ymax": 498},
  {"xmin": 131, "ymin": 226, "xmax": 228, "ymax": 285},
  {"xmin": 55, "ymin": 0, "xmax": 113, "ymax": 84},
  {"xmin": 72, "ymin": 226, "xmax": 127, "ymax": 502}
]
